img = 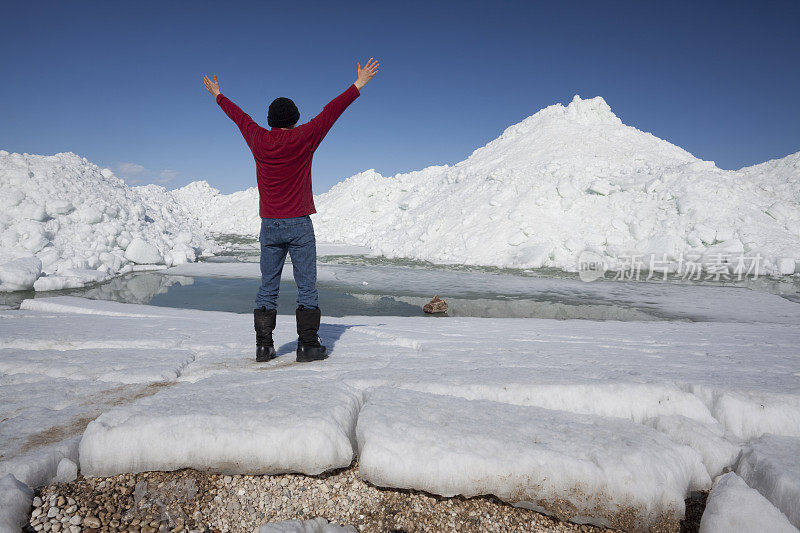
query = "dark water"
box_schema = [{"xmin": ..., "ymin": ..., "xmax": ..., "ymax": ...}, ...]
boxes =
[
  {"xmin": 148, "ymin": 277, "xmax": 426, "ymax": 317},
  {"xmin": 3, "ymin": 249, "xmax": 798, "ymax": 321}
]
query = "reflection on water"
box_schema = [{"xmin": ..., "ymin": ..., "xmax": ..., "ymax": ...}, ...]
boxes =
[
  {"xmin": 0, "ymin": 273, "xmax": 193, "ymax": 309},
  {"xmin": 2, "ymin": 247, "xmax": 798, "ymax": 321},
  {"xmin": 0, "ymin": 271, "xmax": 671, "ymax": 320}
]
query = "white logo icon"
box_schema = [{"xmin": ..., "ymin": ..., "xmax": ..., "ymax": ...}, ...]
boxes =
[{"xmin": 577, "ymin": 250, "xmax": 607, "ymax": 282}]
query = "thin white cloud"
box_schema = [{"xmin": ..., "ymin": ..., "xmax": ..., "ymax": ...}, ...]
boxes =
[
  {"xmin": 158, "ymin": 169, "xmax": 179, "ymax": 182},
  {"xmin": 114, "ymin": 162, "xmax": 180, "ymax": 186},
  {"xmin": 116, "ymin": 162, "xmax": 146, "ymax": 175}
]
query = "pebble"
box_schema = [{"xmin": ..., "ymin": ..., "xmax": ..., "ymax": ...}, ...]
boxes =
[{"xmin": 28, "ymin": 463, "xmax": 695, "ymax": 533}]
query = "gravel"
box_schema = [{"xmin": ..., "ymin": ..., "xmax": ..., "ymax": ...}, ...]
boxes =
[{"xmin": 24, "ymin": 462, "xmax": 705, "ymax": 533}]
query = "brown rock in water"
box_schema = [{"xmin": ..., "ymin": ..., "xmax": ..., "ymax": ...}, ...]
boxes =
[{"xmin": 423, "ymin": 295, "xmax": 448, "ymax": 314}]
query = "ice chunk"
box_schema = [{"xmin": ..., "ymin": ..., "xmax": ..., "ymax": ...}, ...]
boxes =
[
  {"xmin": 78, "ymin": 206, "xmax": 103, "ymax": 224},
  {"xmin": 356, "ymin": 387, "xmax": 709, "ymax": 531},
  {"xmin": 693, "ymin": 223, "xmax": 717, "ymax": 244},
  {"xmin": 736, "ymin": 434, "xmax": 800, "ymax": 528},
  {"xmin": 644, "ymin": 415, "xmax": 740, "ymax": 478},
  {"xmin": 259, "ymin": 518, "xmax": 356, "ymax": 533},
  {"xmin": 698, "ymin": 473, "xmax": 797, "ymax": 533},
  {"xmin": 53, "ymin": 458, "xmax": 78, "ymax": 483},
  {"xmin": 46, "ymin": 199, "xmax": 74, "ymax": 215},
  {"xmin": 0, "ymin": 474, "xmax": 33, "ymax": 533},
  {"xmin": 124, "ymin": 237, "xmax": 163, "ymax": 264},
  {"xmin": 79, "ymin": 376, "xmax": 362, "ymax": 477},
  {"xmin": 18, "ymin": 202, "xmax": 47, "ymax": 221},
  {"xmin": 0, "ymin": 436, "xmax": 81, "ymax": 491},
  {"xmin": 0, "ymin": 256, "xmax": 42, "ymax": 291},
  {"xmin": 587, "ymin": 179, "xmax": 611, "ymax": 195},
  {"xmin": 778, "ymin": 257, "xmax": 797, "ymax": 275}
]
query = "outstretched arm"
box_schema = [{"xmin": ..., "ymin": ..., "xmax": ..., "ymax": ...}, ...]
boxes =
[
  {"xmin": 307, "ymin": 58, "xmax": 380, "ymax": 149},
  {"xmin": 203, "ymin": 74, "xmax": 262, "ymax": 148}
]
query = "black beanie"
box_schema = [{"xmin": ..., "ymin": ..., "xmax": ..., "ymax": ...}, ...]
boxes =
[{"xmin": 268, "ymin": 97, "xmax": 300, "ymax": 128}]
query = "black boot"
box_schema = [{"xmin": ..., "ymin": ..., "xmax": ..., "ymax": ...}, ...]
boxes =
[
  {"xmin": 295, "ymin": 306, "xmax": 328, "ymax": 362},
  {"xmin": 254, "ymin": 306, "xmax": 277, "ymax": 362}
]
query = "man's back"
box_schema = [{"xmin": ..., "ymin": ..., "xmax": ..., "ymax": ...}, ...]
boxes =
[{"xmin": 215, "ymin": 84, "xmax": 361, "ymax": 218}]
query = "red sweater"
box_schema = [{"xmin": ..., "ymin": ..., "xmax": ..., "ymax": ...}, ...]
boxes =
[{"xmin": 216, "ymin": 84, "xmax": 360, "ymax": 218}]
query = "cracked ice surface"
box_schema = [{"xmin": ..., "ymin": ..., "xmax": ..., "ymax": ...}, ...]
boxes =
[{"xmin": 1, "ymin": 296, "xmax": 799, "ymax": 530}]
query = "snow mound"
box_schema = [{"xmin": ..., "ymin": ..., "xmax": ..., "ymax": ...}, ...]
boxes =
[
  {"xmin": 170, "ymin": 180, "xmax": 260, "ymax": 235},
  {"xmin": 699, "ymin": 472, "xmax": 798, "ymax": 533},
  {"xmin": 356, "ymin": 387, "xmax": 710, "ymax": 531},
  {"xmin": 307, "ymin": 96, "xmax": 800, "ymax": 275},
  {"xmin": 736, "ymin": 433, "xmax": 800, "ymax": 528},
  {"xmin": 0, "ymin": 150, "xmax": 218, "ymax": 292},
  {"xmin": 79, "ymin": 375, "xmax": 362, "ymax": 477}
]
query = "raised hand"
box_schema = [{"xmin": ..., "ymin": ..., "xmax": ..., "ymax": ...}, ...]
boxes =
[
  {"xmin": 203, "ymin": 74, "xmax": 221, "ymax": 98},
  {"xmin": 354, "ymin": 58, "xmax": 380, "ymax": 90}
]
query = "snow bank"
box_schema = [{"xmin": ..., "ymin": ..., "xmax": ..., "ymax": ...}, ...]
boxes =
[
  {"xmin": 0, "ymin": 474, "xmax": 32, "ymax": 533},
  {"xmin": 308, "ymin": 96, "xmax": 800, "ymax": 275},
  {"xmin": 79, "ymin": 376, "xmax": 362, "ymax": 477},
  {"xmin": 356, "ymin": 387, "xmax": 709, "ymax": 531},
  {"xmin": 736, "ymin": 434, "xmax": 800, "ymax": 528},
  {"xmin": 169, "ymin": 180, "xmax": 260, "ymax": 235},
  {"xmin": 699, "ymin": 472, "xmax": 798, "ymax": 533},
  {"xmin": 259, "ymin": 518, "xmax": 356, "ymax": 533},
  {"xmin": 0, "ymin": 150, "xmax": 217, "ymax": 292},
  {"xmin": 689, "ymin": 386, "xmax": 800, "ymax": 440}
]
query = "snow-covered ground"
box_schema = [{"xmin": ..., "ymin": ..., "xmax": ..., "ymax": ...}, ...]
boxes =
[{"xmin": 2, "ymin": 295, "xmax": 799, "ymax": 530}]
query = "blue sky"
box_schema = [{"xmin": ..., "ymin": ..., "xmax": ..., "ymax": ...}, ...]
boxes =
[{"xmin": 2, "ymin": 1, "xmax": 799, "ymax": 193}]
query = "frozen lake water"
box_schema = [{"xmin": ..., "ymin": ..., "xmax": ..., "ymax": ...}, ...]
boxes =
[{"xmin": 2, "ymin": 240, "xmax": 799, "ymax": 321}]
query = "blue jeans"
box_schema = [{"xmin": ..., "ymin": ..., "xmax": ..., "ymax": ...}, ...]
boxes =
[{"xmin": 256, "ymin": 216, "xmax": 318, "ymax": 310}]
